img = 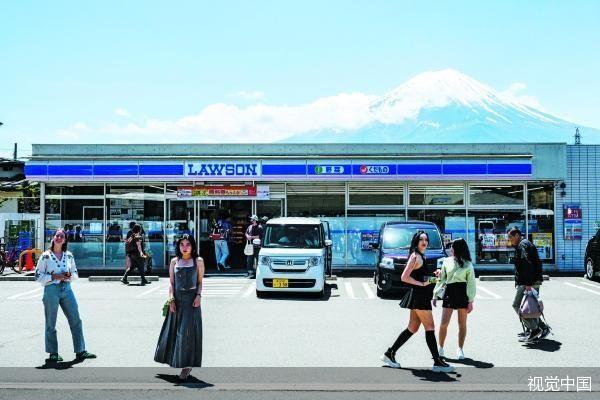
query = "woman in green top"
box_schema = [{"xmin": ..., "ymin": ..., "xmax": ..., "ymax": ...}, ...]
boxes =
[{"xmin": 433, "ymin": 238, "xmax": 476, "ymax": 360}]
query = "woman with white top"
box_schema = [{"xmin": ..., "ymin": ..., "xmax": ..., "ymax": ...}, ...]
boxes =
[
  {"xmin": 34, "ymin": 229, "xmax": 96, "ymax": 363},
  {"xmin": 154, "ymin": 234, "xmax": 204, "ymax": 381},
  {"xmin": 433, "ymin": 238, "xmax": 476, "ymax": 360}
]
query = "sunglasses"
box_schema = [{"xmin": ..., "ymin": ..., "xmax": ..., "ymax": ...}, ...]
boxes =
[
  {"xmin": 181, "ymin": 234, "xmax": 190, "ymax": 240},
  {"xmin": 55, "ymin": 234, "xmax": 65, "ymax": 239}
]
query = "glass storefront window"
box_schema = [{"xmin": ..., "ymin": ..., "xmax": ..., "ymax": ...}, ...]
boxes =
[
  {"xmin": 346, "ymin": 210, "xmax": 405, "ymax": 267},
  {"xmin": 408, "ymin": 209, "xmax": 467, "ymax": 249},
  {"xmin": 528, "ymin": 183, "xmax": 555, "ymax": 263},
  {"xmin": 348, "ymin": 183, "xmax": 403, "ymax": 206},
  {"xmin": 45, "ymin": 198, "xmax": 104, "ymax": 267},
  {"xmin": 287, "ymin": 184, "xmax": 345, "ymax": 265},
  {"xmin": 470, "ymin": 210, "xmax": 524, "ymax": 265},
  {"xmin": 256, "ymin": 199, "xmax": 283, "ymax": 220},
  {"xmin": 167, "ymin": 200, "xmax": 195, "ymax": 261},
  {"xmin": 47, "ymin": 185, "xmax": 104, "ymax": 196},
  {"xmin": 409, "ymin": 184, "xmax": 464, "ymax": 206},
  {"xmin": 469, "ymin": 184, "xmax": 524, "ymax": 206}
]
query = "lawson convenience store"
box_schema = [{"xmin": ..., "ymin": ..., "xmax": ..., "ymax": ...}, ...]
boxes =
[{"xmin": 24, "ymin": 143, "xmax": 566, "ymax": 272}]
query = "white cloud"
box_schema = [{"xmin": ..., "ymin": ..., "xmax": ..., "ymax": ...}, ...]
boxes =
[
  {"xmin": 115, "ymin": 108, "xmax": 131, "ymax": 117},
  {"xmin": 229, "ymin": 91, "xmax": 265, "ymax": 101},
  {"xmin": 59, "ymin": 92, "xmax": 376, "ymax": 143},
  {"xmin": 56, "ymin": 122, "xmax": 90, "ymax": 140},
  {"xmin": 500, "ymin": 82, "xmax": 545, "ymax": 111}
]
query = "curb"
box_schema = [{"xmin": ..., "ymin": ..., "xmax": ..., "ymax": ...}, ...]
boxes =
[
  {"xmin": 0, "ymin": 275, "xmax": 36, "ymax": 281},
  {"xmin": 479, "ymin": 275, "xmax": 550, "ymax": 282},
  {"xmin": 88, "ymin": 276, "xmax": 160, "ymax": 282},
  {"xmin": 326, "ymin": 275, "xmax": 338, "ymax": 282}
]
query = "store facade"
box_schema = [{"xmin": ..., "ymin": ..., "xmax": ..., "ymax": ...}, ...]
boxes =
[{"xmin": 25, "ymin": 143, "xmax": 566, "ymax": 272}]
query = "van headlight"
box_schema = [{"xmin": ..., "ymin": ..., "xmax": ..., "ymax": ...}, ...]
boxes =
[
  {"xmin": 309, "ymin": 257, "xmax": 322, "ymax": 267},
  {"xmin": 259, "ymin": 256, "xmax": 271, "ymax": 267},
  {"xmin": 380, "ymin": 257, "xmax": 394, "ymax": 270}
]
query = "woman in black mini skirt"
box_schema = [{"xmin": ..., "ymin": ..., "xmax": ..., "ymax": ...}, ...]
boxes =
[{"xmin": 381, "ymin": 231, "xmax": 454, "ymax": 373}]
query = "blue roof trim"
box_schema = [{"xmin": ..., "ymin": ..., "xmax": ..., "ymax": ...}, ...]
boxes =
[
  {"xmin": 443, "ymin": 163, "xmax": 487, "ymax": 175},
  {"xmin": 93, "ymin": 165, "xmax": 139, "ymax": 175},
  {"xmin": 262, "ymin": 164, "xmax": 307, "ymax": 175},
  {"xmin": 139, "ymin": 164, "xmax": 184, "ymax": 175},
  {"xmin": 47, "ymin": 165, "xmax": 93, "ymax": 176},
  {"xmin": 24, "ymin": 165, "xmax": 48, "ymax": 176},
  {"xmin": 397, "ymin": 164, "xmax": 442, "ymax": 175},
  {"xmin": 487, "ymin": 163, "xmax": 532, "ymax": 175}
]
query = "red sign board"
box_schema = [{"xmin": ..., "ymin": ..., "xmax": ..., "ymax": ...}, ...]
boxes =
[{"xmin": 177, "ymin": 185, "xmax": 257, "ymax": 198}]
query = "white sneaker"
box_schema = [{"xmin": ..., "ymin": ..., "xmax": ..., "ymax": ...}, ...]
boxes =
[
  {"xmin": 381, "ymin": 351, "xmax": 401, "ymax": 369},
  {"xmin": 432, "ymin": 363, "xmax": 455, "ymax": 373},
  {"xmin": 438, "ymin": 347, "xmax": 444, "ymax": 358},
  {"xmin": 456, "ymin": 348, "xmax": 465, "ymax": 360}
]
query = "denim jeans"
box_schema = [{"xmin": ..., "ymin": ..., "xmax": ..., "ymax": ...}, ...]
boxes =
[
  {"xmin": 42, "ymin": 282, "xmax": 86, "ymax": 354},
  {"xmin": 214, "ymin": 240, "xmax": 229, "ymax": 266}
]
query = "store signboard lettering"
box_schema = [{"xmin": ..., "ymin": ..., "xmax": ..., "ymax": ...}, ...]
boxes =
[
  {"xmin": 177, "ymin": 185, "xmax": 269, "ymax": 199},
  {"xmin": 185, "ymin": 162, "xmax": 260, "ymax": 177},
  {"xmin": 564, "ymin": 203, "xmax": 582, "ymax": 240}
]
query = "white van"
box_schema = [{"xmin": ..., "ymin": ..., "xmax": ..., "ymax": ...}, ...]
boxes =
[{"xmin": 255, "ymin": 217, "xmax": 332, "ymax": 298}]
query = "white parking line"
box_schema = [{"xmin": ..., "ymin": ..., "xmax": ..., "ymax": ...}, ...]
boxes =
[
  {"xmin": 243, "ymin": 282, "xmax": 255, "ymax": 297},
  {"xmin": 136, "ymin": 283, "xmax": 168, "ymax": 298},
  {"xmin": 565, "ymin": 282, "xmax": 600, "ymax": 296},
  {"xmin": 476, "ymin": 285, "xmax": 502, "ymax": 299},
  {"xmin": 7, "ymin": 287, "xmax": 43, "ymax": 300},
  {"xmin": 579, "ymin": 280, "xmax": 600, "ymax": 289},
  {"xmin": 344, "ymin": 282, "xmax": 355, "ymax": 299},
  {"xmin": 362, "ymin": 282, "xmax": 376, "ymax": 299}
]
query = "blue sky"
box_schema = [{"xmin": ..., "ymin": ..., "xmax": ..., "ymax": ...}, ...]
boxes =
[{"xmin": 1, "ymin": 0, "xmax": 599, "ymax": 157}]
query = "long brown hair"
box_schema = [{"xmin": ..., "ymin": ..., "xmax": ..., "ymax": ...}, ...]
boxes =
[{"xmin": 48, "ymin": 229, "xmax": 68, "ymax": 252}]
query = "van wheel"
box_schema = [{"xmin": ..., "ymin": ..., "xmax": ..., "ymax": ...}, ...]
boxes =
[
  {"xmin": 256, "ymin": 290, "xmax": 266, "ymax": 298},
  {"xmin": 585, "ymin": 258, "xmax": 596, "ymax": 280}
]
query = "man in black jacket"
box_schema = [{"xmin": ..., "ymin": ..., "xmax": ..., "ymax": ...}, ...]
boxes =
[{"xmin": 508, "ymin": 228, "xmax": 550, "ymax": 343}]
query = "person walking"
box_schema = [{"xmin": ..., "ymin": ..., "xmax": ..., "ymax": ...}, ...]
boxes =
[
  {"xmin": 155, "ymin": 234, "xmax": 204, "ymax": 381},
  {"xmin": 507, "ymin": 227, "xmax": 550, "ymax": 343},
  {"xmin": 381, "ymin": 230, "xmax": 454, "ymax": 373},
  {"xmin": 245, "ymin": 215, "xmax": 263, "ymax": 278},
  {"xmin": 34, "ymin": 229, "xmax": 97, "ymax": 363},
  {"xmin": 211, "ymin": 219, "xmax": 231, "ymax": 271},
  {"xmin": 433, "ymin": 238, "xmax": 476, "ymax": 360},
  {"xmin": 121, "ymin": 224, "xmax": 149, "ymax": 285}
]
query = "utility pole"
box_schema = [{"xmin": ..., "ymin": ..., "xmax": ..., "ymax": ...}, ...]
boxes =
[
  {"xmin": 575, "ymin": 127, "xmax": 581, "ymax": 145},
  {"xmin": 13, "ymin": 143, "xmax": 17, "ymax": 160}
]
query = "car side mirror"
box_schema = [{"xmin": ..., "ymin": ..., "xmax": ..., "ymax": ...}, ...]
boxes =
[
  {"xmin": 324, "ymin": 239, "xmax": 333, "ymax": 247},
  {"xmin": 252, "ymin": 238, "xmax": 261, "ymax": 246},
  {"xmin": 369, "ymin": 242, "xmax": 379, "ymax": 250}
]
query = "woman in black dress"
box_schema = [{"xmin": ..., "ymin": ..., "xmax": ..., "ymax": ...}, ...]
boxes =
[
  {"xmin": 155, "ymin": 234, "xmax": 204, "ymax": 381},
  {"xmin": 381, "ymin": 230, "xmax": 454, "ymax": 372}
]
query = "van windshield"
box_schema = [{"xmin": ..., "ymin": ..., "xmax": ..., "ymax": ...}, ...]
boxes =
[
  {"xmin": 382, "ymin": 226, "xmax": 443, "ymax": 250},
  {"xmin": 263, "ymin": 224, "xmax": 322, "ymax": 248}
]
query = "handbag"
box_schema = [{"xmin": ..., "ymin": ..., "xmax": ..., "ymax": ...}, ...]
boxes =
[
  {"xmin": 244, "ymin": 241, "xmax": 254, "ymax": 256},
  {"xmin": 519, "ymin": 291, "xmax": 544, "ymax": 319},
  {"xmin": 162, "ymin": 301, "xmax": 170, "ymax": 317},
  {"xmin": 435, "ymin": 259, "xmax": 458, "ymax": 300},
  {"xmin": 209, "ymin": 233, "xmax": 222, "ymax": 240}
]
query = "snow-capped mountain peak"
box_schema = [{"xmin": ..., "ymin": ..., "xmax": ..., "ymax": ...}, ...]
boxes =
[{"xmin": 370, "ymin": 68, "xmax": 558, "ymax": 125}]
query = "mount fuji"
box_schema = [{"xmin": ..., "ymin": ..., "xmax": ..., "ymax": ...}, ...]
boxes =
[{"xmin": 283, "ymin": 69, "xmax": 600, "ymax": 143}]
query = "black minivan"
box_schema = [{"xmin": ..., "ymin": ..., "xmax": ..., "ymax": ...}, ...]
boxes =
[
  {"xmin": 585, "ymin": 228, "xmax": 600, "ymax": 280},
  {"xmin": 371, "ymin": 221, "xmax": 447, "ymax": 297}
]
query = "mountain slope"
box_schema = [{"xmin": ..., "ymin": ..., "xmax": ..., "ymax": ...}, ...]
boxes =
[{"xmin": 283, "ymin": 69, "xmax": 599, "ymax": 143}]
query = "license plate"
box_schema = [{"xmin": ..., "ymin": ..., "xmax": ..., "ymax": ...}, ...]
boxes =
[{"xmin": 273, "ymin": 279, "xmax": 289, "ymax": 288}]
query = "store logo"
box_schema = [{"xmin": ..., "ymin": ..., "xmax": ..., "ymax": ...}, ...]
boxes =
[
  {"xmin": 287, "ymin": 260, "xmax": 293, "ymax": 266},
  {"xmin": 186, "ymin": 163, "xmax": 259, "ymax": 176},
  {"xmin": 314, "ymin": 165, "xmax": 345, "ymax": 174},
  {"xmin": 359, "ymin": 165, "xmax": 390, "ymax": 175}
]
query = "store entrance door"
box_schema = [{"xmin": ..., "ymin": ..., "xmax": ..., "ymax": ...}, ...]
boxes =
[{"xmin": 198, "ymin": 200, "xmax": 252, "ymax": 272}]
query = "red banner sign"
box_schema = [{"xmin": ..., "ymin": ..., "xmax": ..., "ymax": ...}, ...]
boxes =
[{"xmin": 177, "ymin": 185, "xmax": 257, "ymax": 198}]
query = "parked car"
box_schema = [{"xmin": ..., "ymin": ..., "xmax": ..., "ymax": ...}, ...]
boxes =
[
  {"xmin": 371, "ymin": 221, "xmax": 446, "ymax": 297},
  {"xmin": 585, "ymin": 228, "xmax": 600, "ymax": 280},
  {"xmin": 255, "ymin": 217, "xmax": 332, "ymax": 298}
]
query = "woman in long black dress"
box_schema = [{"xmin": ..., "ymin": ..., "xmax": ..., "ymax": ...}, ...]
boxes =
[
  {"xmin": 381, "ymin": 230, "xmax": 454, "ymax": 373},
  {"xmin": 155, "ymin": 234, "xmax": 204, "ymax": 380}
]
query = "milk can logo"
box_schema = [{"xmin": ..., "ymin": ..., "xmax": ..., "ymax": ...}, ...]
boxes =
[
  {"xmin": 314, "ymin": 165, "xmax": 345, "ymax": 174},
  {"xmin": 359, "ymin": 165, "xmax": 390, "ymax": 175}
]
